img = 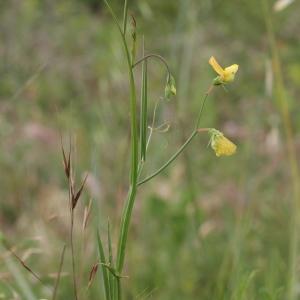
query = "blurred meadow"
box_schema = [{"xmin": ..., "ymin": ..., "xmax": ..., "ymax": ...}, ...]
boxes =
[{"xmin": 1, "ymin": 0, "xmax": 300, "ymax": 299}]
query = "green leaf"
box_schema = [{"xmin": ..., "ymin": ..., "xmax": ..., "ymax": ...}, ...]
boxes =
[
  {"xmin": 96, "ymin": 230, "xmax": 111, "ymax": 300},
  {"xmin": 140, "ymin": 39, "xmax": 148, "ymax": 162},
  {"xmin": 107, "ymin": 220, "xmax": 114, "ymax": 299}
]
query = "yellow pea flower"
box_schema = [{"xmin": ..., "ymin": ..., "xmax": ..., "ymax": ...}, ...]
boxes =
[
  {"xmin": 209, "ymin": 56, "xmax": 239, "ymax": 85},
  {"xmin": 209, "ymin": 129, "xmax": 237, "ymax": 157}
]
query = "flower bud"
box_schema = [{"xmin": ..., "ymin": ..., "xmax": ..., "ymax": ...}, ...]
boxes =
[{"xmin": 164, "ymin": 74, "xmax": 176, "ymax": 100}]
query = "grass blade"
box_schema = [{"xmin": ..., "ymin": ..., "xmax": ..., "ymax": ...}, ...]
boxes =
[
  {"xmin": 96, "ymin": 229, "xmax": 111, "ymax": 300},
  {"xmin": 103, "ymin": 0, "xmax": 123, "ymax": 36},
  {"xmin": 232, "ymin": 270, "xmax": 258, "ymax": 300},
  {"xmin": 140, "ymin": 37, "xmax": 148, "ymax": 162},
  {"xmin": 107, "ymin": 220, "xmax": 114, "ymax": 299}
]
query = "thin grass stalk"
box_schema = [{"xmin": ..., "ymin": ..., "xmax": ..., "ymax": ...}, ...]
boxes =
[
  {"xmin": 116, "ymin": 278, "xmax": 121, "ymax": 300},
  {"xmin": 52, "ymin": 245, "xmax": 66, "ymax": 300},
  {"xmin": 62, "ymin": 137, "xmax": 88, "ymax": 300},
  {"xmin": 122, "ymin": 0, "xmax": 128, "ymax": 34},
  {"xmin": 69, "ymin": 182, "xmax": 78, "ymax": 300},
  {"xmin": 262, "ymin": 2, "xmax": 300, "ymax": 299},
  {"xmin": 79, "ymin": 198, "xmax": 92, "ymax": 297}
]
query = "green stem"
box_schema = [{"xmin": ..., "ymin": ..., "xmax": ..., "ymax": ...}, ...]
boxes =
[
  {"xmin": 137, "ymin": 86, "xmax": 212, "ymax": 186},
  {"xmin": 138, "ymin": 131, "xmax": 196, "ymax": 186},
  {"xmin": 104, "ymin": 0, "xmax": 138, "ymax": 184},
  {"xmin": 116, "ymin": 185, "xmax": 137, "ymax": 270},
  {"xmin": 122, "ymin": 0, "xmax": 128, "ymax": 34},
  {"xmin": 104, "ymin": 1, "xmax": 139, "ymax": 298},
  {"xmin": 70, "ymin": 212, "xmax": 78, "ymax": 300},
  {"xmin": 133, "ymin": 53, "xmax": 171, "ymax": 77},
  {"xmin": 195, "ymin": 85, "xmax": 213, "ymax": 129},
  {"xmin": 114, "ymin": 35, "xmax": 138, "ymax": 273}
]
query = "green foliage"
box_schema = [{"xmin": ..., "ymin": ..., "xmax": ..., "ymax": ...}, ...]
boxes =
[{"xmin": 1, "ymin": 0, "xmax": 300, "ymax": 299}]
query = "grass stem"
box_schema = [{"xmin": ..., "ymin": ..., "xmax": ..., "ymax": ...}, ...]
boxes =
[
  {"xmin": 133, "ymin": 53, "xmax": 171, "ymax": 77},
  {"xmin": 52, "ymin": 245, "xmax": 66, "ymax": 300}
]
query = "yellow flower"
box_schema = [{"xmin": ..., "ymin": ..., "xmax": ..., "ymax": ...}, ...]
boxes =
[
  {"xmin": 209, "ymin": 56, "xmax": 239, "ymax": 85},
  {"xmin": 209, "ymin": 129, "xmax": 237, "ymax": 157}
]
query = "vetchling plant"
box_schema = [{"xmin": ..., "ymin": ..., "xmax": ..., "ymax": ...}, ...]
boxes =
[{"xmin": 93, "ymin": 1, "xmax": 239, "ymax": 299}]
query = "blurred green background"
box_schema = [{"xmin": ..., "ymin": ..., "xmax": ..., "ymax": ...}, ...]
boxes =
[{"xmin": 1, "ymin": 0, "xmax": 300, "ymax": 299}]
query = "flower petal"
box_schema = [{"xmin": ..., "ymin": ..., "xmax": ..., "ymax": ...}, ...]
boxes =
[
  {"xmin": 224, "ymin": 64, "xmax": 239, "ymax": 74},
  {"xmin": 209, "ymin": 129, "xmax": 237, "ymax": 157},
  {"xmin": 209, "ymin": 56, "xmax": 224, "ymax": 76}
]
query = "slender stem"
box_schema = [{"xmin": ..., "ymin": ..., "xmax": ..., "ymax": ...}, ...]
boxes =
[
  {"xmin": 104, "ymin": 1, "xmax": 138, "ymax": 184},
  {"xmin": 195, "ymin": 85, "xmax": 213, "ymax": 129},
  {"xmin": 52, "ymin": 245, "xmax": 66, "ymax": 300},
  {"xmin": 137, "ymin": 86, "xmax": 213, "ymax": 186},
  {"xmin": 112, "ymin": 0, "xmax": 138, "ymax": 287},
  {"xmin": 197, "ymin": 128, "xmax": 210, "ymax": 133},
  {"xmin": 107, "ymin": 221, "xmax": 114, "ymax": 300},
  {"xmin": 103, "ymin": 1, "xmax": 126, "ymax": 40},
  {"xmin": 138, "ymin": 131, "xmax": 197, "ymax": 186},
  {"xmin": 115, "ymin": 62, "xmax": 138, "ymax": 272},
  {"xmin": 70, "ymin": 211, "xmax": 78, "ymax": 300},
  {"xmin": 133, "ymin": 54, "xmax": 171, "ymax": 77},
  {"xmin": 122, "ymin": 0, "xmax": 128, "ymax": 34},
  {"xmin": 104, "ymin": 3, "xmax": 139, "ymax": 299},
  {"xmin": 117, "ymin": 277, "xmax": 121, "ymax": 300},
  {"xmin": 68, "ymin": 174, "xmax": 78, "ymax": 300}
]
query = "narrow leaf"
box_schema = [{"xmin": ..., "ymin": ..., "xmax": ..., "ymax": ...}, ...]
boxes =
[
  {"xmin": 130, "ymin": 14, "xmax": 137, "ymax": 64},
  {"xmin": 103, "ymin": 0, "xmax": 123, "ymax": 36},
  {"xmin": 140, "ymin": 38, "xmax": 148, "ymax": 161},
  {"xmin": 96, "ymin": 230, "xmax": 111, "ymax": 300},
  {"xmin": 107, "ymin": 220, "xmax": 114, "ymax": 299}
]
